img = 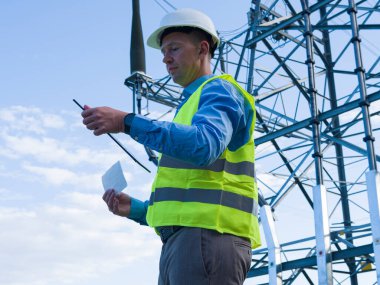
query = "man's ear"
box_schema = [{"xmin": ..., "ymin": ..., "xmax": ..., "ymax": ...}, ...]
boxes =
[{"xmin": 199, "ymin": 40, "xmax": 210, "ymax": 57}]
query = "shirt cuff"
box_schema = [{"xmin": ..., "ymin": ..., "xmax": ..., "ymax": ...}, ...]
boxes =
[
  {"xmin": 124, "ymin": 113, "xmax": 136, "ymax": 135},
  {"xmin": 129, "ymin": 114, "xmax": 153, "ymax": 143},
  {"xmin": 128, "ymin": 197, "xmax": 148, "ymax": 225}
]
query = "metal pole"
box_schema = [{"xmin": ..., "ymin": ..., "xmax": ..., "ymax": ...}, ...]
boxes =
[
  {"xmin": 131, "ymin": 0, "xmax": 146, "ymax": 74},
  {"xmin": 301, "ymin": 0, "xmax": 332, "ymax": 283},
  {"xmin": 318, "ymin": 2, "xmax": 357, "ymax": 283},
  {"xmin": 348, "ymin": 0, "xmax": 377, "ymax": 171},
  {"xmin": 348, "ymin": 0, "xmax": 380, "ymax": 282},
  {"xmin": 247, "ymin": 0, "xmax": 261, "ymax": 94},
  {"xmin": 260, "ymin": 205, "xmax": 282, "ymax": 284},
  {"xmin": 366, "ymin": 170, "xmax": 380, "ymax": 283}
]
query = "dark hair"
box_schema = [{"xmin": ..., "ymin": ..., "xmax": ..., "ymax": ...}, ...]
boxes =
[{"xmin": 160, "ymin": 26, "xmax": 217, "ymax": 58}]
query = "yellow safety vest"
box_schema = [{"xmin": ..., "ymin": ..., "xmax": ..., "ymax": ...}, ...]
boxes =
[{"xmin": 146, "ymin": 74, "xmax": 261, "ymax": 248}]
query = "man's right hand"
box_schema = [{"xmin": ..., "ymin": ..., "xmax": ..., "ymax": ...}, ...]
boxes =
[
  {"xmin": 81, "ymin": 106, "xmax": 128, "ymax": 136},
  {"xmin": 102, "ymin": 189, "xmax": 131, "ymax": 217}
]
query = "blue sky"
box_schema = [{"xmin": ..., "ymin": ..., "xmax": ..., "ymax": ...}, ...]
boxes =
[{"xmin": 1, "ymin": 1, "xmax": 379, "ymax": 284}]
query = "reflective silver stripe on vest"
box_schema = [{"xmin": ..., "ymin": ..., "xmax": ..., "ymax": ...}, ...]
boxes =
[
  {"xmin": 159, "ymin": 156, "xmax": 255, "ymax": 178},
  {"xmin": 149, "ymin": 187, "xmax": 258, "ymax": 217}
]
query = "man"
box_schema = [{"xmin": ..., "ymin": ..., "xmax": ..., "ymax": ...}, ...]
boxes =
[{"xmin": 82, "ymin": 8, "xmax": 260, "ymax": 285}]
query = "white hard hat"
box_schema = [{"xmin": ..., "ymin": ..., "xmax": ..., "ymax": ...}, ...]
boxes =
[{"xmin": 147, "ymin": 8, "xmax": 220, "ymax": 49}]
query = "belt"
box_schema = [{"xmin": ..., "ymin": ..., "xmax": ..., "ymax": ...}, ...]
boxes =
[{"xmin": 157, "ymin": 226, "xmax": 183, "ymax": 243}]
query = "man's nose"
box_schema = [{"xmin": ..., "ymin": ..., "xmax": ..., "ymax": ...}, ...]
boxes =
[{"xmin": 162, "ymin": 53, "xmax": 172, "ymax": 64}]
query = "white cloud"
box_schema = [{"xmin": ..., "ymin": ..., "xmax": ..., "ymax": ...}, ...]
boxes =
[
  {"xmin": 0, "ymin": 105, "xmax": 154, "ymax": 173},
  {"xmin": 0, "ymin": 106, "xmax": 66, "ymax": 134},
  {"xmin": 370, "ymin": 100, "xmax": 380, "ymax": 127},
  {"xmin": 256, "ymin": 172, "xmax": 288, "ymax": 196},
  {"xmin": 127, "ymin": 180, "xmax": 155, "ymax": 202},
  {"xmin": 338, "ymin": 108, "xmax": 361, "ymax": 125},
  {"xmin": 0, "ymin": 132, "xmax": 124, "ymax": 168},
  {"xmin": 43, "ymin": 113, "xmax": 66, "ymax": 128},
  {"xmin": 0, "ymin": 105, "xmax": 160, "ymax": 285},
  {"xmin": 21, "ymin": 163, "xmax": 108, "ymax": 191},
  {"xmin": 0, "ymin": 192, "xmax": 161, "ymax": 285},
  {"xmin": 147, "ymin": 108, "xmax": 176, "ymax": 121},
  {"xmin": 0, "ymin": 108, "xmax": 17, "ymax": 121},
  {"xmin": 255, "ymin": 140, "xmax": 276, "ymax": 157},
  {"xmin": 0, "ymin": 187, "xmax": 33, "ymax": 201}
]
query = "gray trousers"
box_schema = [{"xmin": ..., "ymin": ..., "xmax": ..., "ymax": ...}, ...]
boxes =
[{"xmin": 158, "ymin": 227, "xmax": 252, "ymax": 285}]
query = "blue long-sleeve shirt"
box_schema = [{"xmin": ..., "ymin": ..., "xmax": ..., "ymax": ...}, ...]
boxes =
[{"xmin": 127, "ymin": 74, "xmax": 254, "ymax": 226}]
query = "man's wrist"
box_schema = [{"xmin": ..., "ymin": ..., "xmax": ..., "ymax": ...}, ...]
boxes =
[{"xmin": 124, "ymin": 113, "xmax": 136, "ymax": 134}]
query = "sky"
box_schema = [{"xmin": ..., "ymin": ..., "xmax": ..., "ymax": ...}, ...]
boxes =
[{"xmin": 1, "ymin": 1, "xmax": 379, "ymax": 285}]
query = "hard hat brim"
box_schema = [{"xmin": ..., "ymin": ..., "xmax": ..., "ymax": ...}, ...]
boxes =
[
  {"xmin": 147, "ymin": 25, "xmax": 220, "ymax": 50},
  {"xmin": 147, "ymin": 25, "xmax": 173, "ymax": 49}
]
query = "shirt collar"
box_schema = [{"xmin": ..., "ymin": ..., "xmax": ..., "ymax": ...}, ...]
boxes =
[{"xmin": 182, "ymin": 74, "xmax": 214, "ymax": 99}]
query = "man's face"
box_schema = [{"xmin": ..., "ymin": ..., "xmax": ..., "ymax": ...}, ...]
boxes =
[{"xmin": 160, "ymin": 32, "xmax": 203, "ymax": 87}]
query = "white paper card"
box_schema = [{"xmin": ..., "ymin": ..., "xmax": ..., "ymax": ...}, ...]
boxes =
[{"xmin": 101, "ymin": 161, "xmax": 128, "ymax": 192}]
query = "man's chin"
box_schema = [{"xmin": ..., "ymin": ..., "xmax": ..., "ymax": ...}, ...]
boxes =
[
  {"xmin": 170, "ymin": 75, "xmax": 187, "ymax": 87},
  {"xmin": 171, "ymin": 76, "xmax": 181, "ymax": 85}
]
